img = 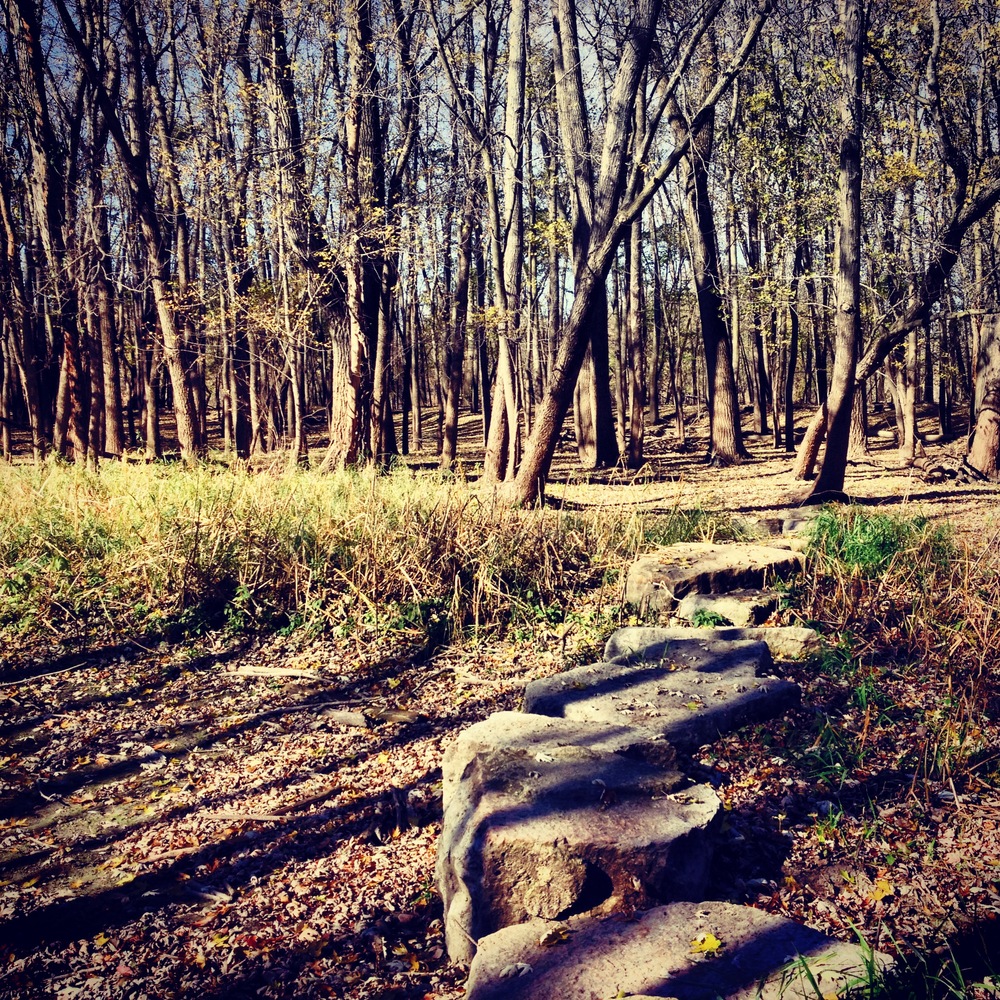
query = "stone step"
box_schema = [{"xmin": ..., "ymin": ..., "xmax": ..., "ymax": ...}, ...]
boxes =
[
  {"xmin": 626, "ymin": 542, "xmax": 804, "ymax": 614},
  {"xmin": 437, "ymin": 713, "xmax": 719, "ymax": 966},
  {"xmin": 606, "ymin": 624, "xmax": 822, "ymax": 663},
  {"xmin": 465, "ymin": 901, "xmax": 892, "ymax": 1000},
  {"xmin": 523, "ymin": 638, "xmax": 799, "ymax": 751},
  {"xmin": 675, "ymin": 589, "xmax": 782, "ymax": 627}
]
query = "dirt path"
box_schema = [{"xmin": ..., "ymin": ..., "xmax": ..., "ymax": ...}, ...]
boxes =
[{"xmin": 0, "ymin": 630, "xmax": 556, "ymax": 999}]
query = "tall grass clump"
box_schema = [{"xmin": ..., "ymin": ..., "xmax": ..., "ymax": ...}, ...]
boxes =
[
  {"xmin": 0, "ymin": 460, "xmax": 742, "ymax": 662},
  {"xmin": 797, "ymin": 505, "xmax": 1000, "ymax": 786},
  {"xmin": 807, "ymin": 506, "xmax": 954, "ymax": 578}
]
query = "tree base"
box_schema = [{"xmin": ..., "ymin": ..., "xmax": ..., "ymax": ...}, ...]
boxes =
[{"xmin": 800, "ymin": 488, "xmax": 851, "ymax": 506}]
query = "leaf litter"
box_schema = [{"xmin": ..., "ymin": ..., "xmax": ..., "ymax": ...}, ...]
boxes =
[{"xmin": 0, "ymin": 628, "xmax": 553, "ymax": 999}]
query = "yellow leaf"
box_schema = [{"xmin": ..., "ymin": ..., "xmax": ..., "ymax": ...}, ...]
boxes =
[
  {"xmin": 690, "ymin": 932, "xmax": 723, "ymax": 955},
  {"xmin": 94, "ymin": 932, "xmax": 110, "ymax": 947},
  {"xmin": 870, "ymin": 878, "xmax": 894, "ymax": 902},
  {"xmin": 538, "ymin": 925, "xmax": 570, "ymax": 947},
  {"xmin": 378, "ymin": 752, "xmax": 390, "ymax": 764},
  {"xmin": 21, "ymin": 876, "xmax": 39, "ymax": 888}
]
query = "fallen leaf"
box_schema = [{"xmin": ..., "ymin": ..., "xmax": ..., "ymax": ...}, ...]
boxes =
[
  {"xmin": 538, "ymin": 925, "xmax": 571, "ymax": 947},
  {"xmin": 690, "ymin": 931, "xmax": 723, "ymax": 955},
  {"xmin": 870, "ymin": 878, "xmax": 894, "ymax": 902}
]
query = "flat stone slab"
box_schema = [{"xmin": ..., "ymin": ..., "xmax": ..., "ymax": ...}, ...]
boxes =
[
  {"xmin": 437, "ymin": 713, "xmax": 719, "ymax": 965},
  {"xmin": 626, "ymin": 542, "xmax": 804, "ymax": 613},
  {"xmin": 523, "ymin": 638, "xmax": 799, "ymax": 750},
  {"xmin": 465, "ymin": 901, "xmax": 893, "ymax": 1000},
  {"xmin": 441, "ymin": 712, "xmax": 676, "ymax": 804},
  {"xmin": 606, "ymin": 625, "xmax": 822, "ymax": 662},
  {"xmin": 676, "ymin": 589, "xmax": 782, "ymax": 628}
]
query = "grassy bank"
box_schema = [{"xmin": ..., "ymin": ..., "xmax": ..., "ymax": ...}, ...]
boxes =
[{"xmin": 0, "ymin": 460, "xmax": 747, "ymax": 669}]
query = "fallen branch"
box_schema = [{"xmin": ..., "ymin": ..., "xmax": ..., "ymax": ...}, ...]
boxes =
[
  {"xmin": 228, "ymin": 701, "xmax": 370, "ymax": 727},
  {"xmin": 0, "ymin": 662, "xmax": 88, "ymax": 688},
  {"xmin": 409, "ymin": 665, "xmax": 511, "ymax": 692},
  {"xmin": 141, "ymin": 845, "xmax": 202, "ymax": 865},
  {"xmin": 228, "ymin": 665, "xmax": 321, "ymax": 680}
]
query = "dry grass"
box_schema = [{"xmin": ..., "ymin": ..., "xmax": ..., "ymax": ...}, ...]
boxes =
[{"xmin": 0, "ymin": 459, "xmax": 748, "ymax": 668}]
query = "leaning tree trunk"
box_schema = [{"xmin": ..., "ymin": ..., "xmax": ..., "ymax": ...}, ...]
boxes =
[{"xmin": 505, "ymin": 0, "xmax": 772, "ymax": 504}]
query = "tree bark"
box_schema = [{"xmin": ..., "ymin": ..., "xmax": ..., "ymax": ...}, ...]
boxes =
[
  {"xmin": 668, "ymin": 77, "xmax": 748, "ymax": 466},
  {"xmin": 967, "ymin": 314, "xmax": 1000, "ymax": 480},
  {"xmin": 806, "ymin": 0, "xmax": 864, "ymax": 504}
]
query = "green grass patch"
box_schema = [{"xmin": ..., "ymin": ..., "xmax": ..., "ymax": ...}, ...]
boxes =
[{"xmin": 806, "ymin": 507, "xmax": 953, "ymax": 577}]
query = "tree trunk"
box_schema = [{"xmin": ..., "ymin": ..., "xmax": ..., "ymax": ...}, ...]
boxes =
[
  {"xmin": 967, "ymin": 314, "xmax": 1000, "ymax": 480},
  {"xmin": 794, "ymin": 402, "xmax": 827, "ymax": 480},
  {"xmin": 319, "ymin": 0, "xmax": 382, "ymax": 468},
  {"xmin": 574, "ymin": 348, "xmax": 598, "ymax": 467},
  {"xmin": 441, "ymin": 184, "xmax": 474, "ymax": 470},
  {"xmin": 807, "ymin": 0, "xmax": 864, "ymax": 503},
  {"xmin": 626, "ymin": 206, "xmax": 646, "ymax": 469},
  {"xmin": 668, "ymin": 81, "xmax": 748, "ymax": 465}
]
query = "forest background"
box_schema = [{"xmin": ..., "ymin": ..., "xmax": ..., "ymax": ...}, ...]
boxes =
[{"xmin": 1, "ymin": 0, "xmax": 999, "ymax": 495}]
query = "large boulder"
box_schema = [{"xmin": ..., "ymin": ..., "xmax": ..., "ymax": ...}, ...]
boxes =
[
  {"xmin": 606, "ymin": 625, "xmax": 822, "ymax": 663},
  {"xmin": 523, "ymin": 638, "xmax": 799, "ymax": 750},
  {"xmin": 465, "ymin": 901, "xmax": 893, "ymax": 1000},
  {"xmin": 436, "ymin": 713, "xmax": 720, "ymax": 966},
  {"xmin": 626, "ymin": 542, "xmax": 804, "ymax": 614}
]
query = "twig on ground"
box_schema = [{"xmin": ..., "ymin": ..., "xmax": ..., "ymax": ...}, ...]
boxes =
[
  {"xmin": 141, "ymin": 845, "xmax": 202, "ymax": 864},
  {"xmin": 0, "ymin": 663, "xmax": 87, "ymax": 688},
  {"xmin": 228, "ymin": 665, "xmax": 321, "ymax": 680},
  {"xmin": 227, "ymin": 701, "xmax": 370, "ymax": 727}
]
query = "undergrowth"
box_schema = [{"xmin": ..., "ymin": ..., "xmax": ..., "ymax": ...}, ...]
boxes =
[
  {"xmin": 795, "ymin": 506, "xmax": 1000, "ymax": 788},
  {"xmin": 0, "ymin": 461, "xmax": 745, "ymax": 667}
]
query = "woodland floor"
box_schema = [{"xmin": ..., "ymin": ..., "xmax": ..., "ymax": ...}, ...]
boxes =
[{"xmin": 2, "ymin": 406, "xmax": 1000, "ymax": 999}]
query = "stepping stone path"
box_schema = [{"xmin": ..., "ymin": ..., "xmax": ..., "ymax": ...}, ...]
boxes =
[
  {"xmin": 465, "ymin": 902, "xmax": 886, "ymax": 1000},
  {"xmin": 437, "ymin": 533, "xmax": 892, "ymax": 997}
]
